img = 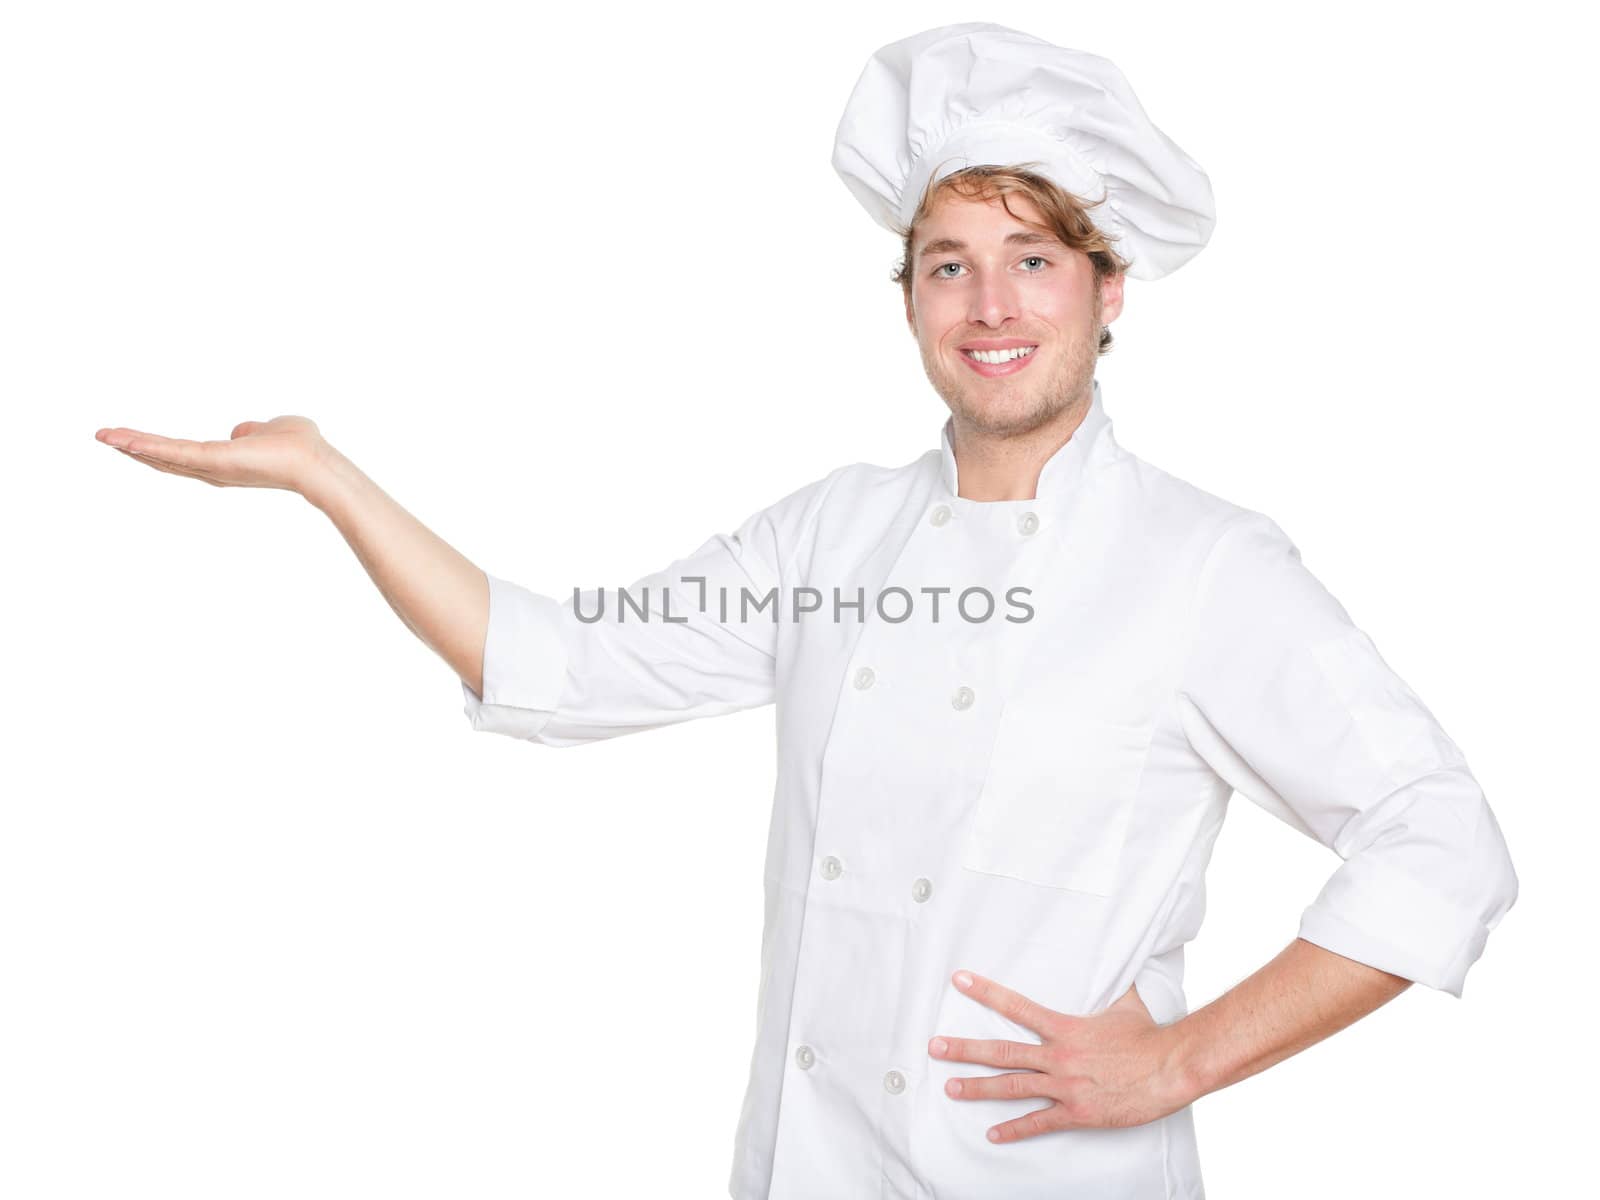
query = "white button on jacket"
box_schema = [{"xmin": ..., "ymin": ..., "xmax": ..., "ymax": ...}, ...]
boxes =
[{"xmin": 461, "ymin": 381, "xmax": 1517, "ymax": 1200}]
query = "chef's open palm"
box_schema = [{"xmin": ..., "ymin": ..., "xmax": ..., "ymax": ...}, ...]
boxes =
[{"xmin": 94, "ymin": 416, "xmax": 330, "ymax": 493}]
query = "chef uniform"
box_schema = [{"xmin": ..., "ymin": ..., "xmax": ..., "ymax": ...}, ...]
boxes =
[{"xmin": 460, "ymin": 23, "xmax": 1518, "ymax": 1200}]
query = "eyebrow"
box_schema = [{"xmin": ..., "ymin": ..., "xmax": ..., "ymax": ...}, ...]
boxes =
[{"xmin": 916, "ymin": 230, "xmax": 1063, "ymax": 259}]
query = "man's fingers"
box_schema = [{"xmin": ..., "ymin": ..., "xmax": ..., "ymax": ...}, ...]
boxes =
[
  {"xmin": 952, "ymin": 969, "xmax": 1058, "ymax": 1037},
  {"xmin": 117, "ymin": 447, "xmax": 223, "ymax": 486},
  {"xmin": 942, "ymin": 1068, "xmax": 1052, "ymax": 1103},
  {"xmin": 127, "ymin": 435, "xmax": 217, "ymax": 470},
  {"xmin": 929, "ymin": 1035, "xmax": 1047, "ymax": 1072},
  {"xmin": 119, "ymin": 447, "xmax": 211, "ymax": 482},
  {"xmin": 99, "ymin": 428, "xmax": 218, "ymax": 469},
  {"xmin": 985, "ymin": 1102, "xmax": 1075, "ymax": 1144},
  {"xmin": 97, "ymin": 427, "xmax": 164, "ymax": 452}
]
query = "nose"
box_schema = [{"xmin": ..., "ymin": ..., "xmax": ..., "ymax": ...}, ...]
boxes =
[{"xmin": 966, "ymin": 266, "xmax": 1021, "ymax": 328}]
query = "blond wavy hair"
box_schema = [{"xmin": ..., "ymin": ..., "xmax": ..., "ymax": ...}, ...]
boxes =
[{"xmin": 890, "ymin": 164, "xmax": 1132, "ymax": 356}]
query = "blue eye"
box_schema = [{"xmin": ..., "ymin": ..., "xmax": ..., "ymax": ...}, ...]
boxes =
[{"xmin": 933, "ymin": 257, "xmax": 1049, "ymax": 279}]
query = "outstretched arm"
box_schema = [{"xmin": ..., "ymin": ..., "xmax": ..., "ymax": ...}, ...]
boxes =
[{"xmin": 94, "ymin": 417, "xmax": 491, "ymax": 694}]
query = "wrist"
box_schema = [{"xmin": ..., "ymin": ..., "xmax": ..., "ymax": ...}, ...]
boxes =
[
  {"xmin": 299, "ymin": 442, "xmax": 357, "ymax": 512},
  {"xmin": 1155, "ymin": 1017, "xmax": 1210, "ymax": 1110}
]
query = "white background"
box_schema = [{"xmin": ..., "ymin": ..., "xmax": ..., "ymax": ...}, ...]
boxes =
[{"xmin": 3, "ymin": 1, "xmax": 1593, "ymax": 1196}]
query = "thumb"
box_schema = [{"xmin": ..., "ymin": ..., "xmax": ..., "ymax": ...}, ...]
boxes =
[{"xmin": 230, "ymin": 420, "xmax": 266, "ymax": 439}]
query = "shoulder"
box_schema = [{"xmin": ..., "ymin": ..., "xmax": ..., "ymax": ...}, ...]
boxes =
[
  {"xmin": 726, "ymin": 463, "xmax": 847, "ymax": 559},
  {"xmin": 819, "ymin": 449, "xmax": 937, "ymax": 506},
  {"xmin": 1108, "ymin": 448, "xmax": 1341, "ymax": 633},
  {"xmin": 728, "ymin": 457, "xmax": 885, "ymax": 577},
  {"xmin": 1098, "ymin": 439, "xmax": 1291, "ymax": 567},
  {"xmin": 759, "ymin": 447, "xmax": 941, "ymax": 539}
]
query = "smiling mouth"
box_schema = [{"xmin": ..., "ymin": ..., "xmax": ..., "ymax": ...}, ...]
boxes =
[
  {"xmin": 961, "ymin": 345, "xmax": 1038, "ymax": 364},
  {"xmin": 959, "ymin": 344, "xmax": 1039, "ymax": 377}
]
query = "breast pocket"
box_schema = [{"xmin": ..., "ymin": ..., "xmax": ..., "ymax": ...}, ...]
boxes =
[{"xmin": 961, "ymin": 700, "xmax": 1151, "ymax": 898}]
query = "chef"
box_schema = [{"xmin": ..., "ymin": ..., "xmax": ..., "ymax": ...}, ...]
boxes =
[{"xmin": 94, "ymin": 20, "xmax": 1519, "ymax": 1200}]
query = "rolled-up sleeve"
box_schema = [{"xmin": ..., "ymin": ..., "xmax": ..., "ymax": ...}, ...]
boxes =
[
  {"xmin": 460, "ymin": 575, "xmax": 571, "ymax": 741},
  {"xmin": 460, "ymin": 470, "xmax": 838, "ymax": 749},
  {"xmin": 1176, "ymin": 512, "xmax": 1518, "ymax": 997}
]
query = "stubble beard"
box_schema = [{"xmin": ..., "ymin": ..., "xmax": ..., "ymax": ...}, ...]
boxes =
[{"xmin": 922, "ymin": 308, "xmax": 1101, "ymax": 440}]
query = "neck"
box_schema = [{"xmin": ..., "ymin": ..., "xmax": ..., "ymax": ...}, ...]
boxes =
[{"xmin": 948, "ymin": 389, "xmax": 1093, "ymax": 502}]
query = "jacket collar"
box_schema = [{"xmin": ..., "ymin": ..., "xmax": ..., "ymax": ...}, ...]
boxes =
[{"xmin": 937, "ymin": 378, "xmax": 1112, "ymax": 506}]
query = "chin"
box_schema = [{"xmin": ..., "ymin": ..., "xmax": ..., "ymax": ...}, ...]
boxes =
[{"xmin": 956, "ymin": 392, "xmax": 1054, "ymax": 436}]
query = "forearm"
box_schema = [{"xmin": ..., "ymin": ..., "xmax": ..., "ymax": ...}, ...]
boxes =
[
  {"xmin": 301, "ymin": 446, "xmax": 489, "ymax": 695},
  {"xmin": 1166, "ymin": 936, "xmax": 1412, "ymax": 1103}
]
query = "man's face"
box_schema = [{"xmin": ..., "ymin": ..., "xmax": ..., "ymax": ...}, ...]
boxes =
[{"xmin": 905, "ymin": 190, "xmax": 1124, "ymax": 437}]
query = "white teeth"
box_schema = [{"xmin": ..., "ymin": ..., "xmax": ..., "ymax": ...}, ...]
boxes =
[{"xmin": 963, "ymin": 346, "xmax": 1036, "ymax": 364}]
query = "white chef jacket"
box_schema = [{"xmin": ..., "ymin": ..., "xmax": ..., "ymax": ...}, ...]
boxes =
[{"xmin": 460, "ymin": 380, "xmax": 1517, "ymax": 1200}]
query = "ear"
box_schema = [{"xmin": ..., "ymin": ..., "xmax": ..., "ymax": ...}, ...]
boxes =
[
  {"xmin": 904, "ymin": 290, "xmax": 917, "ymax": 336},
  {"xmin": 1098, "ymin": 271, "xmax": 1127, "ymax": 325}
]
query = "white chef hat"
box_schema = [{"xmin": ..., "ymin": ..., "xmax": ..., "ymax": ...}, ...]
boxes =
[{"xmin": 830, "ymin": 22, "xmax": 1216, "ymax": 281}]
